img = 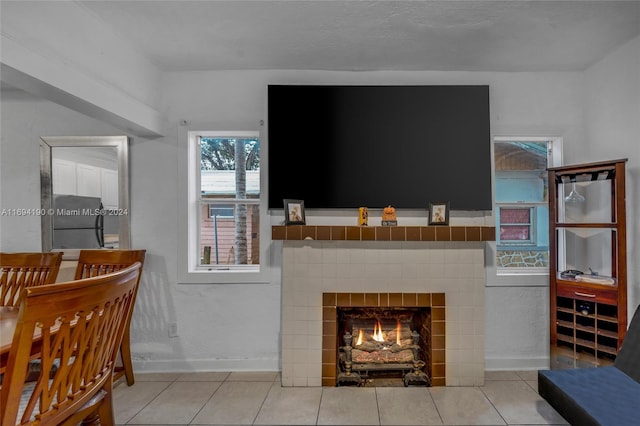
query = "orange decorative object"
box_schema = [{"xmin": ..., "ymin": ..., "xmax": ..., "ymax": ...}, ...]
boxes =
[
  {"xmin": 358, "ymin": 207, "xmax": 369, "ymax": 226},
  {"xmin": 382, "ymin": 205, "xmax": 396, "ymax": 221}
]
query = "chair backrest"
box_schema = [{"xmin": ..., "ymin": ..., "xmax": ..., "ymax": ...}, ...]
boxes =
[
  {"xmin": 0, "ymin": 252, "xmax": 64, "ymax": 307},
  {"xmin": 0, "ymin": 262, "xmax": 141, "ymax": 426},
  {"xmin": 74, "ymin": 249, "xmax": 146, "ymax": 281}
]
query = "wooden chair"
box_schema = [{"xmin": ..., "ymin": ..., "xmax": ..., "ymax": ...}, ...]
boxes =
[
  {"xmin": 0, "ymin": 252, "xmax": 63, "ymax": 307},
  {"xmin": 74, "ymin": 249, "xmax": 146, "ymax": 386},
  {"xmin": 0, "ymin": 262, "xmax": 141, "ymax": 426}
]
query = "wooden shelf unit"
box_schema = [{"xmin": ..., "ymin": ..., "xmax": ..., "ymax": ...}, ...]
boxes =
[{"xmin": 548, "ymin": 158, "xmax": 628, "ymax": 367}]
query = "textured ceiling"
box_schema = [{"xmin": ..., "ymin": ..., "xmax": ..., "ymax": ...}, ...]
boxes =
[{"xmin": 76, "ymin": 0, "xmax": 640, "ymax": 72}]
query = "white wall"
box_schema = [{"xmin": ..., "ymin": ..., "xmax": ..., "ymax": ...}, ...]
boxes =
[
  {"xmin": 2, "ymin": 36, "xmax": 638, "ymax": 374},
  {"xmin": 582, "ymin": 35, "xmax": 640, "ymax": 320}
]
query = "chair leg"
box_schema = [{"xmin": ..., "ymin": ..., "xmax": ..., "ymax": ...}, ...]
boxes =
[
  {"xmin": 80, "ymin": 412, "xmax": 101, "ymax": 426},
  {"xmin": 81, "ymin": 384, "xmax": 115, "ymax": 426},
  {"xmin": 93, "ymin": 389, "xmax": 116, "ymax": 426},
  {"xmin": 120, "ymin": 326, "xmax": 135, "ymax": 386}
]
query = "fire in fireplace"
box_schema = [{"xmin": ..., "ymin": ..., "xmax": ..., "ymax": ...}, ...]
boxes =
[{"xmin": 337, "ymin": 307, "xmax": 431, "ymax": 386}]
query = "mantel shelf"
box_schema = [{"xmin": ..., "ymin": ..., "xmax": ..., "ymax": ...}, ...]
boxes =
[{"xmin": 272, "ymin": 225, "xmax": 495, "ymax": 242}]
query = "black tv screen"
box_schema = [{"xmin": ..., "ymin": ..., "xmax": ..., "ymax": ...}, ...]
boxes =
[{"xmin": 268, "ymin": 85, "xmax": 492, "ymax": 210}]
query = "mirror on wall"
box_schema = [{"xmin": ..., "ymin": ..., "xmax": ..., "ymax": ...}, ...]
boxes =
[{"xmin": 40, "ymin": 136, "xmax": 130, "ymax": 259}]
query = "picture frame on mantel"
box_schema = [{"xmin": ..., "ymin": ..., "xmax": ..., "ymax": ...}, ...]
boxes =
[
  {"xmin": 428, "ymin": 202, "xmax": 449, "ymax": 225},
  {"xmin": 284, "ymin": 199, "xmax": 306, "ymax": 225}
]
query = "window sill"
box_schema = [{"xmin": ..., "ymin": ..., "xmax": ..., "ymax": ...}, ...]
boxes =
[{"xmin": 178, "ymin": 268, "xmax": 269, "ymax": 284}]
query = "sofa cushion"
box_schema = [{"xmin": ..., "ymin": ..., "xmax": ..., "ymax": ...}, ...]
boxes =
[
  {"xmin": 538, "ymin": 366, "xmax": 640, "ymax": 426},
  {"xmin": 614, "ymin": 305, "xmax": 640, "ymax": 382}
]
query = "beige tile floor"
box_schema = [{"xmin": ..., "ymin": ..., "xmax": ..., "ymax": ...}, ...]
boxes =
[{"xmin": 113, "ymin": 370, "xmax": 569, "ymax": 425}]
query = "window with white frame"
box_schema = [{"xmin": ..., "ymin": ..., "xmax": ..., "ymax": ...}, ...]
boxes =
[
  {"xmin": 493, "ymin": 137, "xmax": 562, "ymax": 276},
  {"xmin": 186, "ymin": 131, "xmax": 261, "ymax": 275}
]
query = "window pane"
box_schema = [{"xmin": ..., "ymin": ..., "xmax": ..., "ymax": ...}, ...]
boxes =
[
  {"xmin": 199, "ymin": 202, "xmax": 259, "ymax": 266},
  {"xmin": 500, "ymin": 208, "xmax": 530, "ymax": 224},
  {"xmin": 500, "ymin": 225, "xmax": 530, "ymax": 240},
  {"xmin": 200, "ymin": 137, "xmax": 260, "ymax": 195}
]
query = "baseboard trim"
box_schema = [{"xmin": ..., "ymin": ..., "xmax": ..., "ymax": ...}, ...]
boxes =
[
  {"xmin": 133, "ymin": 357, "xmax": 548, "ymax": 374},
  {"xmin": 485, "ymin": 356, "xmax": 550, "ymax": 371},
  {"xmin": 132, "ymin": 358, "xmax": 280, "ymax": 374}
]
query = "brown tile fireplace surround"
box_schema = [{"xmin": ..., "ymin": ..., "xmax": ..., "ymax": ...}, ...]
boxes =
[
  {"xmin": 276, "ymin": 225, "xmax": 493, "ymax": 387},
  {"xmin": 325, "ymin": 291, "xmax": 445, "ymax": 386}
]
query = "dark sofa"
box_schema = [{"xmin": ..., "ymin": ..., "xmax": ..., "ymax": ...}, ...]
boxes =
[{"xmin": 538, "ymin": 304, "xmax": 640, "ymax": 426}]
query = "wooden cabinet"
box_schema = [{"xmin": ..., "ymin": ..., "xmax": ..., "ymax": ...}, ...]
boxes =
[
  {"xmin": 100, "ymin": 168, "xmax": 119, "ymax": 209},
  {"xmin": 76, "ymin": 163, "xmax": 102, "ymax": 197},
  {"xmin": 548, "ymin": 158, "xmax": 627, "ymax": 366},
  {"xmin": 52, "ymin": 158, "xmax": 77, "ymax": 195},
  {"xmin": 52, "ymin": 158, "xmax": 119, "ymax": 208}
]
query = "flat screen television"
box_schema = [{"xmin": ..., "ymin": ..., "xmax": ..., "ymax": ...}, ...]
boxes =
[{"xmin": 268, "ymin": 85, "xmax": 492, "ymax": 210}]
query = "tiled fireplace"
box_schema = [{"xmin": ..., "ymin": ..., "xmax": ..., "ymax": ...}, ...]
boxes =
[
  {"xmin": 325, "ymin": 292, "xmax": 445, "ymax": 386},
  {"xmin": 278, "ymin": 226, "xmax": 489, "ymax": 387}
]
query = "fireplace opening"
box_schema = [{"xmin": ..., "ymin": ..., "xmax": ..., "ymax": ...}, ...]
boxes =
[{"xmin": 337, "ymin": 307, "xmax": 431, "ymax": 387}]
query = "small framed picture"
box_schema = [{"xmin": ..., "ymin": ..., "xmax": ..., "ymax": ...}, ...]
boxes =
[
  {"xmin": 428, "ymin": 202, "xmax": 449, "ymax": 225},
  {"xmin": 284, "ymin": 199, "xmax": 306, "ymax": 225}
]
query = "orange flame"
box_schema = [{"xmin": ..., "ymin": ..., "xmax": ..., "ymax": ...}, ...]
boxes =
[
  {"xmin": 373, "ymin": 320, "xmax": 384, "ymax": 342},
  {"xmin": 397, "ymin": 319, "xmax": 402, "ymax": 345},
  {"xmin": 356, "ymin": 328, "xmax": 364, "ymax": 346}
]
